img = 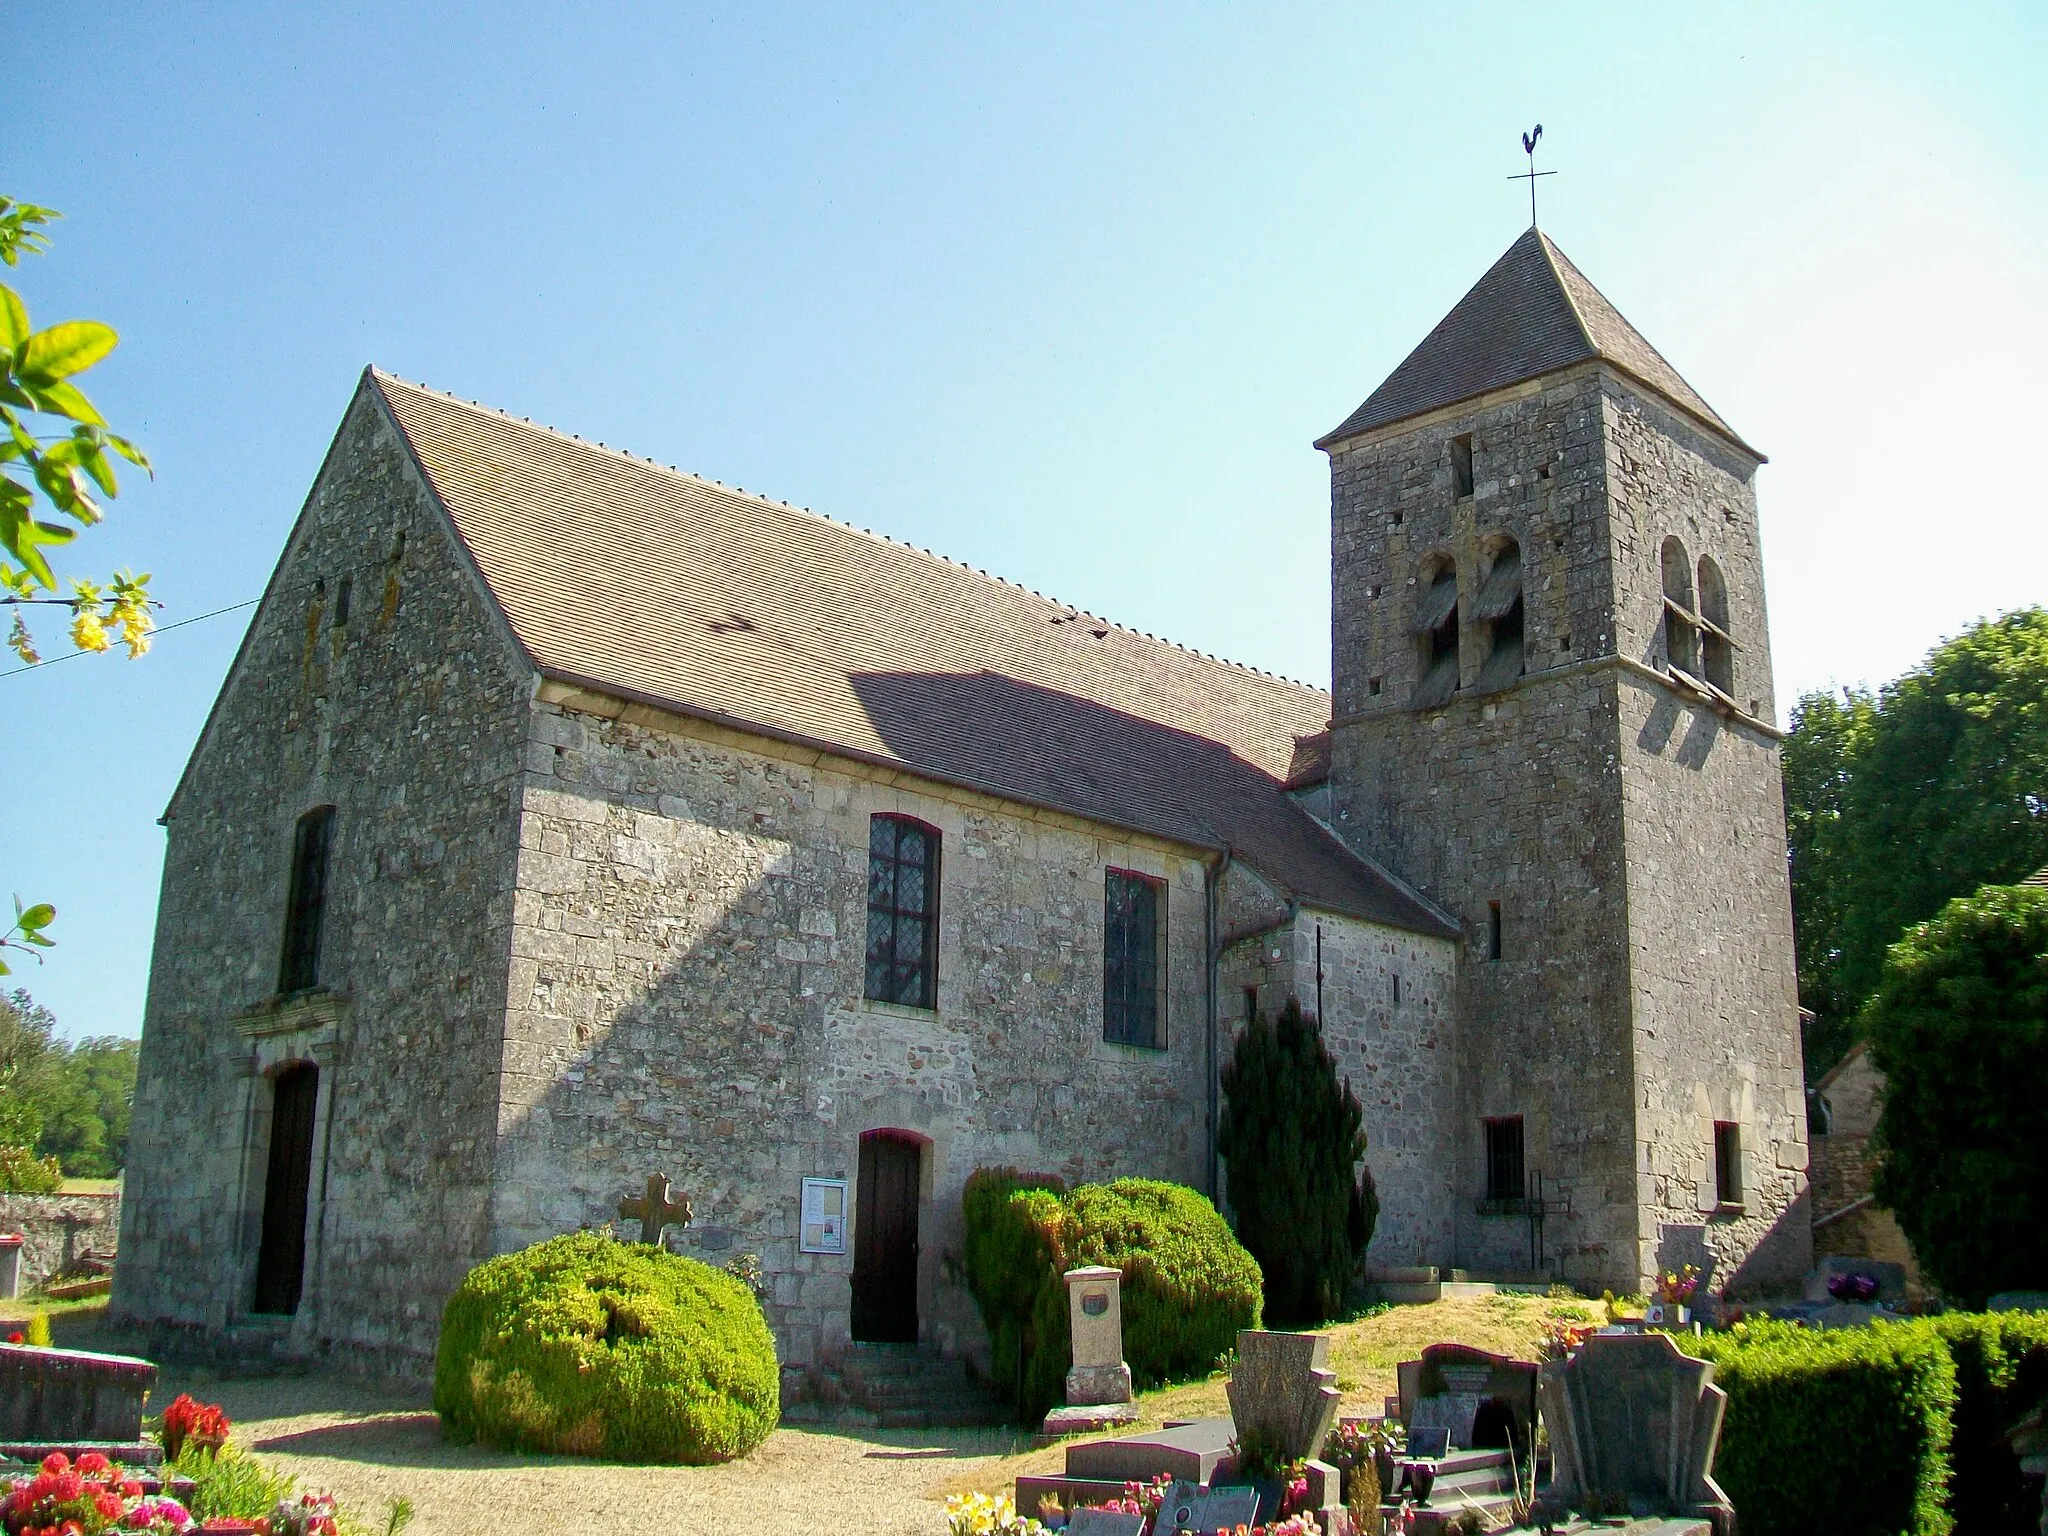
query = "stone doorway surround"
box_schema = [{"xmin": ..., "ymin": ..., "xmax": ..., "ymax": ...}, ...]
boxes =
[{"xmin": 227, "ymin": 990, "xmax": 346, "ymax": 1340}]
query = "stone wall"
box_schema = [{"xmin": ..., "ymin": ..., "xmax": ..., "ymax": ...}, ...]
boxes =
[
  {"xmin": 1603, "ymin": 382, "xmax": 1808, "ymax": 1295},
  {"xmin": 1321, "ymin": 365, "xmax": 1808, "ymax": 1294},
  {"xmin": 490, "ymin": 684, "xmax": 1220, "ymax": 1387},
  {"xmin": 0, "ymin": 1191, "xmax": 121, "ymax": 1291},
  {"xmin": 116, "ymin": 379, "xmax": 533, "ymax": 1373}
]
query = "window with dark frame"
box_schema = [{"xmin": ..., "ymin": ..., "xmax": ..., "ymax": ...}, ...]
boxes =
[
  {"xmin": 865, "ymin": 814, "xmax": 940, "ymax": 1009},
  {"xmin": 1103, "ymin": 869, "xmax": 1166, "ymax": 1049},
  {"xmin": 278, "ymin": 806, "xmax": 336, "ymax": 995},
  {"xmin": 1714, "ymin": 1121, "xmax": 1743, "ymax": 1206},
  {"xmin": 1484, "ymin": 1115, "xmax": 1526, "ymax": 1204}
]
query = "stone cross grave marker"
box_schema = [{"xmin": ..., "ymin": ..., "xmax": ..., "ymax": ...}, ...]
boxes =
[
  {"xmin": 619, "ymin": 1175, "xmax": 693, "ymax": 1246},
  {"xmin": 1225, "ymin": 1329, "xmax": 1342, "ymax": 1462},
  {"xmin": 1064, "ymin": 1266, "xmax": 1133, "ymax": 1407},
  {"xmin": 1538, "ymin": 1330, "xmax": 1735, "ymax": 1534}
]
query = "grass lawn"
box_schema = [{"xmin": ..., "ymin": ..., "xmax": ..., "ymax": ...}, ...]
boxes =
[
  {"xmin": 0, "ymin": 1295, "xmax": 122, "ymax": 1332},
  {"xmin": 936, "ymin": 1292, "xmax": 1598, "ymax": 1499}
]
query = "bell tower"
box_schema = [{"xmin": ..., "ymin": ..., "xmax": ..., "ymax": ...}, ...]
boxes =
[{"xmin": 1318, "ymin": 229, "xmax": 1810, "ymax": 1295}]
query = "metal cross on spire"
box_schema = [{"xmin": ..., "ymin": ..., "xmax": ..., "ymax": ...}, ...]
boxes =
[{"xmin": 1508, "ymin": 124, "xmax": 1557, "ymax": 227}]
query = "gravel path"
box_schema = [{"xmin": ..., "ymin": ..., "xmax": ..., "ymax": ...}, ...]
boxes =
[{"xmin": 156, "ymin": 1370, "xmax": 1019, "ymax": 1536}]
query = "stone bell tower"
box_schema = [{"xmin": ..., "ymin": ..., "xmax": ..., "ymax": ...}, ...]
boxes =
[{"xmin": 1316, "ymin": 228, "xmax": 1810, "ymax": 1296}]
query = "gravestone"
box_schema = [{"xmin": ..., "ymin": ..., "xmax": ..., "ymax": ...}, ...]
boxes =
[
  {"xmin": 1539, "ymin": 1331, "xmax": 1735, "ymax": 1536},
  {"xmin": 0, "ymin": 1234, "xmax": 21, "ymax": 1301},
  {"xmin": 2005, "ymin": 1402, "xmax": 2047, "ymax": 1536},
  {"xmin": 1225, "ymin": 1331, "xmax": 1345, "ymax": 1531},
  {"xmin": 1156, "ymin": 1479, "xmax": 1261, "ymax": 1535},
  {"xmin": 1227, "ymin": 1330, "xmax": 1341, "ymax": 1461},
  {"xmin": 0, "ymin": 1341, "xmax": 159, "ymax": 1465},
  {"xmin": 1065, "ymin": 1509, "xmax": 1147, "ymax": 1536},
  {"xmin": 618, "ymin": 1174, "xmax": 692, "ymax": 1246},
  {"xmin": 1990, "ymin": 1292, "xmax": 2048, "ymax": 1314},
  {"xmin": 1064, "ymin": 1419, "xmax": 1239, "ymax": 1485},
  {"xmin": 1398, "ymin": 1343, "xmax": 1541, "ymax": 1451}
]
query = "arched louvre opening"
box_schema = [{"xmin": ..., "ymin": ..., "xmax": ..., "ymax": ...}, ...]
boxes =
[
  {"xmin": 1660, "ymin": 537, "xmax": 1701, "ymax": 678},
  {"xmin": 1473, "ymin": 539, "xmax": 1525, "ymax": 694},
  {"xmin": 1412, "ymin": 561, "xmax": 1460, "ymax": 710},
  {"xmin": 1697, "ymin": 556, "xmax": 1735, "ymax": 696}
]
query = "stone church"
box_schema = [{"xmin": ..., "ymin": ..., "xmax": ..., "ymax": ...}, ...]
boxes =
[{"xmin": 115, "ymin": 228, "xmax": 1810, "ymax": 1382}]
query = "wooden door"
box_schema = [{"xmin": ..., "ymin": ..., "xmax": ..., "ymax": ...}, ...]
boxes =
[
  {"xmin": 253, "ymin": 1064, "xmax": 319, "ymax": 1315},
  {"xmin": 851, "ymin": 1131, "xmax": 921, "ymax": 1342}
]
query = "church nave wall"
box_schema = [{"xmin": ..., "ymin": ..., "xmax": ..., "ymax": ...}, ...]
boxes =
[{"xmin": 492, "ymin": 693, "xmax": 1214, "ymax": 1381}]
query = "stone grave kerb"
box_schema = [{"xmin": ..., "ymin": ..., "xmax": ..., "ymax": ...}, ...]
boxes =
[{"xmin": 1538, "ymin": 1331, "xmax": 1735, "ymax": 1536}]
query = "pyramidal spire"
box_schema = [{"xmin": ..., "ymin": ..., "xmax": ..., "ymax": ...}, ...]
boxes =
[{"xmin": 1316, "ymin": 230, "xmax": 1756, "ymax": 458}]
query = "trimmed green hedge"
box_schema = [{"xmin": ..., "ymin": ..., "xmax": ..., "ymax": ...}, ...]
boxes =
[
  {"xmin": 434, "ymin": 1230, "xmax": 779, "ymax": 1463},
  {"xmin": 1688, "ymin": 1320, "xmax": 1957, "ymax": 1536},
  {"xmin": 961, "ymin": 1170, "xmax": 1262, "ymax": 1423},
  {"xmin": 1684, "ymin": 1314, "xmax": 2048, "ymax": 1536},
  {"xmin": 1927, "ymin": 1313, "xmax": 2048, "ymax": 1536}
]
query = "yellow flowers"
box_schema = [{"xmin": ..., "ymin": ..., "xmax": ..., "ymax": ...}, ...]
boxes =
[
  {"xmin": 5, "ymin": 569, "xmax": 153, "ymax": 664},
  {"xmin": 944, "ymin": 1491, "xmax": 1050, "ymax": 1536}
]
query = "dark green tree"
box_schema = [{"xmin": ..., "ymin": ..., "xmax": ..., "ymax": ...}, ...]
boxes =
[
  {"xmin": 0, "ymin": 989, "xmax": 137, "ymax": 1177},
  {"xmin": 1864, "ymin": 881, "xmax": 2048, "ymax": 1305},
  {"xmin": 0, "ymin": 985, "xmax": 56, "ymax": 1150},
  {"xmin": 1783, "ymin": 609, "xmax": 2048, "ymax": 1079},
  {"xmin": 1218, "ymin": 996, "xmax": 1378, "ymax": 1325}
]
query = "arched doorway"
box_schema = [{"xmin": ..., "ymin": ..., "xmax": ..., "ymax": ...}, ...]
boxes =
[
  {"xmin": 851, "ymin": 1130, "xmax": 923, "ymax": 1342},
  {"xmin": 253, "ymin": 1063, "xmax": 319, "ymax": 1315}
]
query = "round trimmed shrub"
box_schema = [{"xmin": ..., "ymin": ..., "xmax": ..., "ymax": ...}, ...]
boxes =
[
  {"xmin": 1065, "ymin": 1179, "xmax": 1264, "ymax": 1388},
  {"xmin": 434, "ymin": 1230, "xmax": 779, "ymax": 1463},
  {"xmin": 961, "ymin": 1170, "xmax": 1262, "ymax": 1422}
]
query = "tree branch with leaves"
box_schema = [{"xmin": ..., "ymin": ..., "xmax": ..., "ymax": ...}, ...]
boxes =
[{"xmin": 1, "ymin": 196, "xmax": 154, "ymax": 665}]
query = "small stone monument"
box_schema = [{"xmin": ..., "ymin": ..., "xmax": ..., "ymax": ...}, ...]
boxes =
[
  {"xmin": 1040, "ymin": 1266, "xmax": 1138, "ymax": 1438},
  {"xmin": 618, "ymin": 1174, "xmax": 693, "ymax": 1246},
  {"xmin": 1539, "ymin": 1331, "xmax": 1736, "ymax": 1536}
]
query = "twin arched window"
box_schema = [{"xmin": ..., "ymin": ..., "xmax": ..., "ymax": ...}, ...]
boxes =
[
  {"xmin": 1661, "ymin": 537, "xmax": 1736, "ymax": 697},
  {"xmin": 1411, "ymin": 538, "xmax": 1525, "ymax": 707}
]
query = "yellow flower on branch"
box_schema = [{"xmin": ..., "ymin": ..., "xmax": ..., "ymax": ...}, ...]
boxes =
[{"xmin": 69, "ymin": 579, "xmax": 109, "ymax": 653}]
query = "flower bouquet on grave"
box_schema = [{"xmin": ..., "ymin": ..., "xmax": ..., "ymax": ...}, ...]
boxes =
[
  {"xmin": 1826, "ymin": 1272, "xmax": 1880, "ymax": 1303},
  {"xmin": 160, "ymin": 1396, "xmax": 231, "ymax": 1462},
  {"xmin": 942, "ymin": 1491, "xmax": 1050, "ymax": 1536},
  {"xmin": 0, "ymin": 1449, "xmax": 165, "ymax": 1536},
  {"xmin": 1537, "ymin": 1316, "xmax": 1598, "ymax": 1361},
  {"xmin": 1647, "ymin": 1265, "xmax": 1700, "ymax": 1326}
]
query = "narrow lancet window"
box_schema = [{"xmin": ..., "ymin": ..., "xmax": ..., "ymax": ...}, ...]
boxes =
[
  {"xmin": 1697, "ymin": 556, "xmax": 1735, "ymax": 697},
  {"xmin": 278, "ymin": 806, "xmax": 336, "ymax": 994},
  {"xmin": 865, "ymin": 815, "xmax": 940, "ymax": 1008},
  {"xmin": 1473, "ymin": 538, "xmax": 1525, "ymax": 693},
  {"xmin": 1661, "ymin": 536, "xmax": 1700, "ymax": 678},
  {"xmin": 1413, "ymin": 557, "xmax": 1460, "ymax": 710},
  {"xmin": 1103, "ymin": 869, "xmax": 1166, "ymax": 1049}
]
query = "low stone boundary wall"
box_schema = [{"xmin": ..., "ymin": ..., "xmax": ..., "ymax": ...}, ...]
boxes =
[{"xmin": 0, "ymin": 1190, "xmax": 122, "ymax": 1292}]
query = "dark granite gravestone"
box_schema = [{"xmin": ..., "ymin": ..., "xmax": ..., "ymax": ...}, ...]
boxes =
[
  {"xmin": 1156, "ymin": 1479, "xmax": 1261, "ymax": 1534},
  {"xmin": 1065, "ymin": 1508, "xmax": 1148, "ymax": 1536},
  {"xmin": 1063, "ymin": 1418, "xmax": 1239, "ymax": 1485},
  {"xmin": 1397, "ymin": 1343, "xmax": 1540, "ymax": 1451},
  {"xmin": 1538, "ymin": 1332, "xmax": 1735, "ymax": 1536}
]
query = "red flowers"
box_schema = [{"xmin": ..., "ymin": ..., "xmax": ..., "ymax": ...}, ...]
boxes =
[
  {"xmin": 160, "ymin": 1393, "xmax": 231, "ymax": 1461},
  {"xmin": 4, "ymin": 1332, "xmax": 21, "ymax": 1345}
]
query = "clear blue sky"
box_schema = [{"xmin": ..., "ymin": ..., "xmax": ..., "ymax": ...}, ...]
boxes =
[{"xmin": 5, "ymin": 2, "xmax": 2043, "ymax": 1039}]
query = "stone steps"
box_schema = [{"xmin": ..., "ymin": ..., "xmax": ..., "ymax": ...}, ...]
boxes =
[{"xmin": 829, "ymin": 1342, "xmax": 1009, "ymax": 1429}]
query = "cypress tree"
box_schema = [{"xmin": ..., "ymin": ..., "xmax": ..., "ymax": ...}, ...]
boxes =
[{"xmin": 1218, "ymin": 996, "xmax": 1378, "ymax": 1324}]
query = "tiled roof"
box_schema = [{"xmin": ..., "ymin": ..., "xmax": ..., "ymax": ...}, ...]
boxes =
[
  {"xmin": 1315, "ymin": 228, "xmax": 1757, "ymax": 457},
  {"xmin": 370, "ymin": 372, "xmax": 1454, "ymax": 937}
]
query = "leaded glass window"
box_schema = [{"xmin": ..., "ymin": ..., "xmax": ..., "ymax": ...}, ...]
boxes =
[
  {"xmin": 1103, "ymin": 869, "xmax": 1165, "ymax": 1049},
  {"xmin": 865, "ymin": 815, "xmax": 939, "ymax": 1008}
]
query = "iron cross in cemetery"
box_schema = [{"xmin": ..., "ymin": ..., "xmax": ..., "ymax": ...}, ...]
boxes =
[{"xmin": 620, "ymin": 1174, "xmax": 694, "ymax": 1245}]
